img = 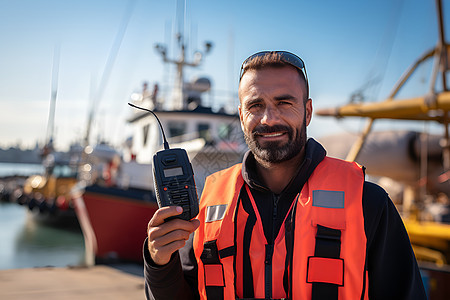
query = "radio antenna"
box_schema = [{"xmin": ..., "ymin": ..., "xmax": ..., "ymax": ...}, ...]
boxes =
[{"xmin": 128, "ymin": 103, "xmax": 170, "ymax": 150}]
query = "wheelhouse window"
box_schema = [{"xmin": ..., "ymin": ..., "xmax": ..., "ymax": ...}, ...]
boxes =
[
  {"xmin": 53, "ymin": 164, "xmax": 78, "ymax": 178},
  {"xmin": 168, "ymin": 121, "xmax": 186, "ymax": 139},
  {"xmin": 198, "ymin": 123, "xmax": 211, "ymax": 142},
  {"xmin": 142, "ymin": 124, "xmax": 150, "ymax": 146}
]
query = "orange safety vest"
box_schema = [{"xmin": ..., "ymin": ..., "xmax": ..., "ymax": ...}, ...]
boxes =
[{"xmin": 193, "ymin": 156, "xmax": 369, "ymax": 299}]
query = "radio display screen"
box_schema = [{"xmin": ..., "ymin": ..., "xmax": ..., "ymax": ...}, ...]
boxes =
[{"xmin": 164, "ymin": 167, "xmax": 183, "ymax": 177}]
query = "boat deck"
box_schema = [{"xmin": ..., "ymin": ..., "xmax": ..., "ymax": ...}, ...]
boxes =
[{"xmin": 0, "ymin": 265, "xmax": 144, "ymax": 300}]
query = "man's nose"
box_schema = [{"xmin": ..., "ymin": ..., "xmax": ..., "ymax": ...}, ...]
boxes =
[{"xmin": 260, "ymin": 106, "xmax": 280, "ymax": 125}]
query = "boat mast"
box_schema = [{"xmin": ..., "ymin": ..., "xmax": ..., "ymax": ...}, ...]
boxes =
[
  {"xmin": 154, "ymin": 0, "xmax": 212, "ymax": 110},
  {"xmin": 433, "ymin": 0, "xmax": 449, "ymax": 171},
  {"xmin": 43, "ymin": 44, "xmax": 60, "ymax": 156},
  {"xmin": 433, "ymin": 0, "xmax": 448, "ymax": 93}
]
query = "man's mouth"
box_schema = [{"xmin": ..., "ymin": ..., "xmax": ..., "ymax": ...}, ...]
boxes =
[
  {"xmin": 255, "ymin": 132, "xmax": 288, "ymax": 142},
  {"xmin": 258, "ymin": 132, "xmax": 285, "ymax": 138},
  {"xmin": 252, "ymin": 125, "xmax": 291, "ymax": 142}
]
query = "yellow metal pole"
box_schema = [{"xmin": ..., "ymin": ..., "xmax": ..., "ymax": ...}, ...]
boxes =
[
  {"xmin": 345, "ymin": 118, "xmax": 374, "ymax": 162},
  {"xmin": 443, "ymin": 116, "xmax": 450, "ymax": 171}
]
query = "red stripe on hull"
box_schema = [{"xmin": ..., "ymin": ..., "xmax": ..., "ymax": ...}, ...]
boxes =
[{"xmin": 83, "ymin": 191, "xmax": 158, "ymax": 262}]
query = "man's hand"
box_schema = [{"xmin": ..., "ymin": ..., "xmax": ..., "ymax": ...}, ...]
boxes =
[{"xmin": 147, "ymin": 206, "xmax": 200, "ymax": 266}]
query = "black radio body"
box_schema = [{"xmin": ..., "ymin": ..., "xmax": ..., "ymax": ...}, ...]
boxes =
[{"xmin": 152, "ymin": 148, "xmax": 199, "ymax": 220}]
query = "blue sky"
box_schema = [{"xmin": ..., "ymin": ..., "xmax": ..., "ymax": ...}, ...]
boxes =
[{"xmin": 0, "ymin": 0, "xmax": 446, "ymax": 150}]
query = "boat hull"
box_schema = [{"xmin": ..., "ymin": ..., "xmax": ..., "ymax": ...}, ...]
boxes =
[{"xmin": 82, "ymin": 185, "xmax": 158, "ymax": 262}]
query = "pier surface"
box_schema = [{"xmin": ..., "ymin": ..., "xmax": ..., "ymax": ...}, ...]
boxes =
[{"xmin": 0, "ymin": 265, "xmax": 144, "ymax": 299}]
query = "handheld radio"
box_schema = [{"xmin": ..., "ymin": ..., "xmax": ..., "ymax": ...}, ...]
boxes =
[{"xmin": 128, "ymin": 103, "xmax": 199, "ymax": 221}]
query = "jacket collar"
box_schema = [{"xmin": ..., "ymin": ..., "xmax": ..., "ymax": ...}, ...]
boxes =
[{"xmin": 241, "ymin": 138, "xmax": 327, "ymax": 194}]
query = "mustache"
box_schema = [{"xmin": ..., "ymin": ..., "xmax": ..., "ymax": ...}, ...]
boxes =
[{"xmin": 252, "ymin": 124, "xmax": 292, "ymax": 135}]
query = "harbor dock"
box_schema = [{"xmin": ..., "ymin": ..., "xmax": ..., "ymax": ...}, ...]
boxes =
[{"xmin": 0, "ymin": 265, "xmax": 144, "ymax": 300}]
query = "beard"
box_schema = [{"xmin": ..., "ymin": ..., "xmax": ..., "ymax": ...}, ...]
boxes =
[{"xmin": 244, "ymin": 119, "xmax": 307, "ymax": 164}]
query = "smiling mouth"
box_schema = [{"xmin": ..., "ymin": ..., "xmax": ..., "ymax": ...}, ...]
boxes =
[
  {"xmin": 252, "ymin": 125, "xmax": 291, "ymax": 140},
  {"xmin": 256, "ymin": 132, "xmax": 287, "ymax": 139},
  {"xmin": 260, "ymin": 132, "xmax": 284, "ymax": 137}
]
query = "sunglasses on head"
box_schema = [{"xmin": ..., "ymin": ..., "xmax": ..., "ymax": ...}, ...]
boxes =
[{"xmin": 239, "ymin": 50, "xmax": 309, "ymax": 97}]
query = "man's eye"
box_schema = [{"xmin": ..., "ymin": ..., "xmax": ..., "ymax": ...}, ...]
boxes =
[
  {"xmin": 278, "ymin": 101, "xmax": 291, "ymax": 105},
  {"xmin": 248, "ymin": 103, "xmax": 262, "ymax": 109}
]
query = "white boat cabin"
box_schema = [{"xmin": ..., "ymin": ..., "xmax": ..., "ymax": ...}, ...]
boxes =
[{"xmin": 127, "ymin": 106, "xmax": 244, "ymax": 164}]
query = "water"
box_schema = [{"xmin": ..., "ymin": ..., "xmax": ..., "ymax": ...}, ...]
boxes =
[
  {"xmin": 0, "ymin": 162, "xmax": 44, "ymax": 177},
  {"xmin": 0, "ymin": 202, "xmax": 85, "ymax": 270},
  {"xmin": 0, "ymin": 162, "xmax": 85, "ymax": 270}
]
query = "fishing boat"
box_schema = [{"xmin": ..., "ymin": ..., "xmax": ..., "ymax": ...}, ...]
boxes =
[
  {"xmin": 18, "ymin": 142, "xmax": 121, "ymax": 228},
  {"xmin": 21, "ymin": 149, "xmax": 80, "ymax": 227},
  {"xmin": 76, "ymin": 17, "xmax": 246, "ymax": 263}
]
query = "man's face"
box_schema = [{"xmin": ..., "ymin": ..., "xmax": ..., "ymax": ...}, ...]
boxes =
[{"xmin": 238, "ymin": 66, "xmax": 312, "ymax": 164}]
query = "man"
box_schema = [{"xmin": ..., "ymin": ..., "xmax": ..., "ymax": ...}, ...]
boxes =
[{"xmin": 144, "ymin": 51, "xmax": 427, "ymax": 299}]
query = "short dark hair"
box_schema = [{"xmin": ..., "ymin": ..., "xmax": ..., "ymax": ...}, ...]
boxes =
[{"xmin": 239, "ymin": 51, "xmax": 309, "ymax": 101}]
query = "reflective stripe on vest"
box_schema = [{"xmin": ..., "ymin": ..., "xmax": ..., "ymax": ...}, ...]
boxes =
[{"xmin": 194, "ymin": 157, "xmax": 368, "ymax": 299}]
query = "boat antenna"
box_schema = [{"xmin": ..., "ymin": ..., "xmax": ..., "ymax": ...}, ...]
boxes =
[{"xmin": 128, "ymin": 103, "xmax": 170, "ymax": 150}]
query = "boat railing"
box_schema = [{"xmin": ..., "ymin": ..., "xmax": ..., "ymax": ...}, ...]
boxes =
[{"xmin": 167, "ymin": 132, "xmax": 201, "ymax": 144}]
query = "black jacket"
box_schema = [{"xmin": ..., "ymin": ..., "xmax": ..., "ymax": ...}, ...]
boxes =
[{"xmin": 144, "ymin": 139, "xmax": 427, "ymax": 299}]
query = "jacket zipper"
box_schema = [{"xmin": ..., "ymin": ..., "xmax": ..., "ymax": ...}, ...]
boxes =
[{"xmin": 265, "ymin": 193, "xmax": 279, "ymax": 298}]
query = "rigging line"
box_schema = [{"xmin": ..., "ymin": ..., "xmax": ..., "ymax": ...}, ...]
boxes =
[
  {"xmin": 46, "ymin": 43, "xmax": 61, "ymax": 146},
  {"xmin": 85, "ymin": 0, "xmax": 137, "ymax": 145},
  {"xmin": 162, "ymin": 20, "xmax": 172, "ymax": 103},
  {"xmin": 359, "ymin": 0, "xmax": 406, "ymax": 102},
  {"xmin": 372, "ymin": 0, "xmax": 406, "ymax": 100},
  {"xmin": 227, "ymin": 28, "xmax": 236, "ymax": 109}
]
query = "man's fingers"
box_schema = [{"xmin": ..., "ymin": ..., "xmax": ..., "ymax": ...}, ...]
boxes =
[
  {"xmin": 151, "ymin": 229, "xmax": 191, "ymax": 248},
  {"xmin": 190, "ymin": 218, "xmax": 200, "ymax": 230},
  {"xmin": 149, "ymin": 219, "xmax": 200, "ymax": 256},
  {"xmin": 148, "ymin": 206, "xmax": 183, "ymax": 227},
  {"xmin": 147, "ymin": 208, "xmax": 200, "ymax": 265},
  {"xmin": 148, "ymin": 217, "xmax": 199, "ymax": 241}
]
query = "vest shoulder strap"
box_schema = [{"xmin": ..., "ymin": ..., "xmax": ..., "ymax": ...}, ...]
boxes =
[
  {"xmin": 299, "ymin": 157, "xmax": 364, "ymax": 300},
  {"xmin": 195, "ymin": 164, "xmax": 244, "ymax": 300}
]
